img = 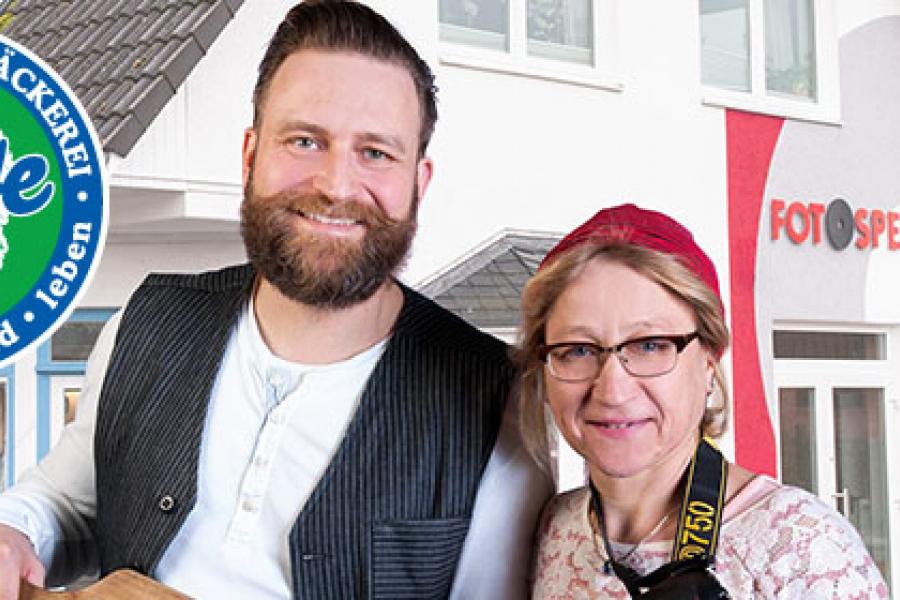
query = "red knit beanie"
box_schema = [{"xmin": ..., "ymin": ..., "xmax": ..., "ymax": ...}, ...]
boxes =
[{"xmin": 540, "ymin": 204, "xmax": 724, "ymax": 318}]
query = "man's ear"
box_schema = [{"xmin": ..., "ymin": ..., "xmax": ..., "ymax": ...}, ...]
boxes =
[
  {"xmin": 415, "ymin": 156, "xmax": 433, "ymax": 204},
  {"xmin": 242, "ymin": 128, "xmax": 257, "ymax": 187}
]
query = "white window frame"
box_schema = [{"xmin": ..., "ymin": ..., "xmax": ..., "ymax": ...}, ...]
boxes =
[
  {"xmin": 438, "ymin": 0, "xmax": 622, "ymax": 92},
  {"xmin": 701, "ymin": 0, "xmax": 840, "ymax": 125}
]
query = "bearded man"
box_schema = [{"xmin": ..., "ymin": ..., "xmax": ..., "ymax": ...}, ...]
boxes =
[{"xmin": 0, "ymin": 2, "xmax": 551, "ymax": 598}]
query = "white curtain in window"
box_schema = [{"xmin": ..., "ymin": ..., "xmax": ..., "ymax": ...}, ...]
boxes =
[
  {"xmin": 439, "ymin": 0, "xmax": 509, "ymax": 50},
  {"xmin": 440, "ymin": 0, "xmax": 509, "ymax": 33},
  {"xmin": 765, "ymin": 0, "xmax": 816, "ymax": 99},
  {"xmin": 528, "ymin": 0, "xmax": 591, "ymax": 48},
  {"xmin": 700, "ymin": 0, "xmax": 751, "ymax": 92},
  {"xmin": 527, "ymin": 0, "xmax": 593, "ymax": 63}
]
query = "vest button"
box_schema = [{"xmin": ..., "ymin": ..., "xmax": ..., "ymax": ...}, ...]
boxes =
[{"xmin": 158, "ymin": 495, "xmax": 176, "ymax": 512}]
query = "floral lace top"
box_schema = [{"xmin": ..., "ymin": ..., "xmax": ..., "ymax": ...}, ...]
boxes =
[{"xmin": 531, "ymin": 477, "xmax": 889, "ymax": 599}]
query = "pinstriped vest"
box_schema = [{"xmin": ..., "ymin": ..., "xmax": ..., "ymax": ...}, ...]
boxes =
[{"xmin": 93, "ymin": 264, "xmax": 510, "ymax": 599}]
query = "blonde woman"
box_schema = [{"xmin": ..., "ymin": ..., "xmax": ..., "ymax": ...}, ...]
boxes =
[{"xmin": 521, "ymin": 204, "xmax": 887, "ymax": 598}]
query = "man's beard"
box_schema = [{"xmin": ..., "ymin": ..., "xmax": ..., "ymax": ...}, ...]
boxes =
[{"xmin": 241, "ymin": 179, "xmax": 417, "ymax": 309}]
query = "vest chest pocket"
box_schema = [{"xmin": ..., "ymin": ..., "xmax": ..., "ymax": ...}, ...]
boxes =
[{"xmin": 370, "ymin": 517, "xmax": 471, "ymax": 599}]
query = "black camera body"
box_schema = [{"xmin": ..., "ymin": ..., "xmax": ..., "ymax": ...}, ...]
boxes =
[{"xmin": 630, "ymin": 558, "xmax": 729, "ymax": 599}]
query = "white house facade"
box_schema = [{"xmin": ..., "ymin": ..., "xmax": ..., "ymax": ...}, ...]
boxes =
[{"xmin": 1, "ymin": 0, "xmax": 899, "ymax": 588}]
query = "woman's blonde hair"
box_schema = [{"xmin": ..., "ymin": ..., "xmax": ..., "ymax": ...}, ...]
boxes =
[{"xmin": 516, "ymin": 242, "xmax": 731, "ymax": 468}]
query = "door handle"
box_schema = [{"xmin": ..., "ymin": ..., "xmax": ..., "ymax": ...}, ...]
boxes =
[{"xmin": 832, "ymin": 487, "xmax": 850, "ymax": 518}]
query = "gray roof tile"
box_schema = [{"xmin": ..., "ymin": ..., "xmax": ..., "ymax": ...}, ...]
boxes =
[
  {"xmin": 100, "ymin": 113, "xmax": 144, "ymax": 155},
  {"xmin": 418, "ymin": 233, "xmax": 562, "ymax": 330},
  {"xmin": 1, "ymin": 0, "xmax": 244, "ymax": 156},
  {"xmin": 131, "ymin": 75, "xmax": 172, "ymax": 126},
  {"xmin": 194, "ymin": 1, "xmax": 231, "ymax": 50},
  {"xmin": 96, "ymin": 112, "xmax": 123, "ymax": 139},
  {"xmin": 161, "ymin": 38, "xmax": 205, "ymax": 89}
]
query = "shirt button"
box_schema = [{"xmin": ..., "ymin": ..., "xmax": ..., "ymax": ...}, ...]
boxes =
[
  {"xmin": 254, "ymin": 456, "xmax": 269, "ymax": 468},
  {"xmin": 268, "ymin": 373, "xmax": 283, "ymax": 388},
  {"xmin": 158, "ymin": 495, "xmax": 176, "ymax": 512},
  {"xmin": 242, "ymin": 500, "xmax": 258, "ymax": 513}
]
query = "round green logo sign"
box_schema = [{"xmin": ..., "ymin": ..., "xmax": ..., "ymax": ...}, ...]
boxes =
[{"xmin": 0, "ymin": 34, "xmax": 108, "ymax": 367}]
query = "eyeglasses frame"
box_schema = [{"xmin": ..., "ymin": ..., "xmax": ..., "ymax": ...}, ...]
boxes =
[{"xmin": 539, "ymin": 331, "xmax": 700, "ymax": 381}]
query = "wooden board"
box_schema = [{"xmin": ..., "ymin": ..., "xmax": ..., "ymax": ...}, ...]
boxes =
[{"xmin": 20, "ymin": 570, "xmax": 191, "ymax": 599}]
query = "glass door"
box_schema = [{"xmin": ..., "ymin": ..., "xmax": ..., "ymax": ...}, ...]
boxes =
[
  {"xmin": 774, "ymin": 330, "xmax": 895, "ymax": 590},
  {"xmin": 833, "ymin": 388, "xmax": 891, "ymax": 579},
  {"xmin": 778, "ymin": 387, "xmax": 817, "ymax": 493},
  {"xmin": 777, "ymin": 381, "xmax": 892, "ymax": 586}
]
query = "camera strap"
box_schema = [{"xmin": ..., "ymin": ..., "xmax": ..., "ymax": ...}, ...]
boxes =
[{"xmin": 589, "ymin": 437, "xmax": 728, "ymax": 597}]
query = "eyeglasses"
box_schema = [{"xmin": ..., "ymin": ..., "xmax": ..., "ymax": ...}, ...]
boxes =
[{"xmin": 539, "ymin": 332, "xmax": 700, "ymax": 381}]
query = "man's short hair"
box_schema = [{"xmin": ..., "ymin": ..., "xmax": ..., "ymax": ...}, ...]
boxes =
[{"xmin": 253, "ymin": 0, "xmax": 438, "ymax": 157}]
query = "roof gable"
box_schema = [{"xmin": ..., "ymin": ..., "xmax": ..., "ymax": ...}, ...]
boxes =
[
  {"xmin": 1, "ymin": 0, "xmax": 244, "ymax": 156},
  {"xmin": 418, "ymin": 232, "xmax": 561, "ymax": 330}
]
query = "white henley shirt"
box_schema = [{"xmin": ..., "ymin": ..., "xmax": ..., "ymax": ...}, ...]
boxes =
[{"xmin": 0, "ymin": 298, "xmax": 552, "ymax": 598}]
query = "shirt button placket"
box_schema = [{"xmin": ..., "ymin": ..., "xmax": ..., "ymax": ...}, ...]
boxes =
[{"xmin": 158, "ymin": 495, "xmax": 176, "ymax": 512}]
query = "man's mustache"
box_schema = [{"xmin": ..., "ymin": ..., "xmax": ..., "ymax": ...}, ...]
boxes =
[{"xmin": 248, "ymin": 189, "xmax": 398, "ymax": 229}]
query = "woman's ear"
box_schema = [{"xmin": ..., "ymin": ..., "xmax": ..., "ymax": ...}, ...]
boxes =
[{"xmin": 705, "ymin": 355, "xmax": 716, "ymax": 397}]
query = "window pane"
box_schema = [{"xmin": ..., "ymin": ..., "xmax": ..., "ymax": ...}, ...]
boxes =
[
  {"xmin": 765, "ymin": 0, "xmax": 816, "ymax": 99},
  {"xmin": 833, "ymin": 388, "xmax": 891, "ymax": 585},
  {"xmin": 440, "ymin": 0, "xmax": 509, "ymax": 51},
  {"xmin": 700, "ymin": 0, "xmax": 750, "ymax": 92},
  {"xmin": 773, "ymin": 331, "xmax": 886, "ymax": 360},
  {"xmin": 50, "ymin": 321, "xmax": 106, "ymax": 361},
  {"xmin": 527, "ymin": 0, "xmax": 593, "ymax": 65},
  {"xmin": 778, "ymin": 387, "xmax": 817, "ymax": 493},
  {"xmin": 0, "ymin": 382, "xmax": 5, "ymax": 490},
  {"xmin": 64, "ymin": 389, "xmax": 80, "ymax": 424}
]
